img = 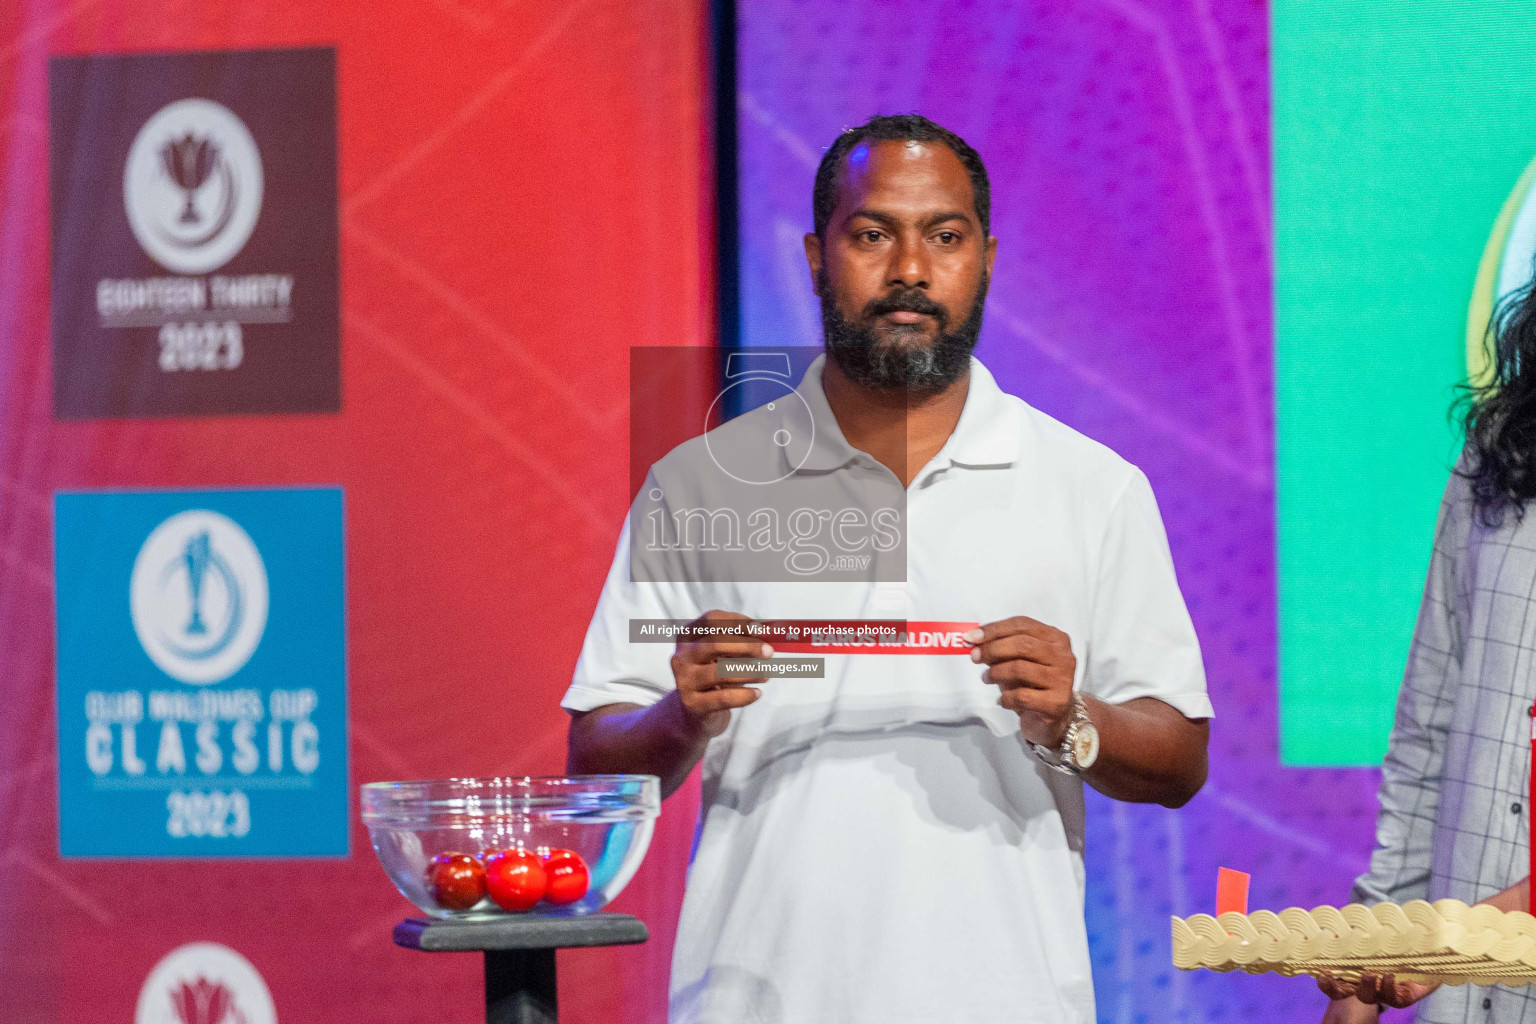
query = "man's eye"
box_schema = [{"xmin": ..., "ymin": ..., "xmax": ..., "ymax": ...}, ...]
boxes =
[
  {"xmin": 935, "ymin": 232, "xmax": 959, "ymax": 244},
  {"xmin": 860, "ymin": 231, "xmax": 883, "ymax": 243}
]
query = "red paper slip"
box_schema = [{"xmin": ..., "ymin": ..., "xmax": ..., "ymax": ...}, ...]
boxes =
[{"xmin": 770, "ymin": 621, "xmax": 979, "ymax": 656}]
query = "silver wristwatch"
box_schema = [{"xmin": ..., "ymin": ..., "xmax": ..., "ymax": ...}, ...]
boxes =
[{"xmin": 1028, "ymin": 693, "xmax": 1100, "ymax": 775}]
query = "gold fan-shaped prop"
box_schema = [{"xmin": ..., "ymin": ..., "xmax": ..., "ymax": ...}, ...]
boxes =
[{"xmin": 1172, "ymin": 900, "xmax": 1536, "ymax": 986}]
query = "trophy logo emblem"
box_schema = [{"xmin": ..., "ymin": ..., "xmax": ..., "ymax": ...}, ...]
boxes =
[
  {"xmin": 162, "ymin": 132, "xmax": 223, "ymax": 226},
  {"xmin": 183, "ymin": 530, "xmax": 213, "ymax": 636},
  {"xmin": 130, "ymin": 509, "xmax": 268, "ymax": 685},
  {"xmin": 137, "ymin": 943, "xmax": 274, "ymax": 1024},
  {"xmin": 124, "ymin": 98, "xmax": 263, "ymax": 275}
]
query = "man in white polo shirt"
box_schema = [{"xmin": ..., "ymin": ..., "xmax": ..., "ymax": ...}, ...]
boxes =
[{"xmin": 564, "ymin": 114, "xmax": 1212, "ymax": 1024}]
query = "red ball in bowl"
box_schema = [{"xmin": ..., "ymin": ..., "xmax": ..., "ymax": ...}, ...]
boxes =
[
  {"xmin": 484, "ymin": 848, "xmax": 547, "ymax": 912},
  {"xmin": 539, "ymin": 848, "xmax": 590, "ymax": 905},
  {"xmin": 425, "ymin": 853, "xmax": 486, "ymax": 911}
]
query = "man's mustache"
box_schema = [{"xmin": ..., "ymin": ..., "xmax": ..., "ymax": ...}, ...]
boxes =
[{"xmin": 863, "ymin": 288, "xmax": 948, "ymax": 324}]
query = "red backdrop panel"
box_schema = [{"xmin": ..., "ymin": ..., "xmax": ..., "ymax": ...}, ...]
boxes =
[{"xmin": 0, "ymin": 1, "xmax": 713, "ymax": 1020}]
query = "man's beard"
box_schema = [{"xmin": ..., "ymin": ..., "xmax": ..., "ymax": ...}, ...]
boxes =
[{"xmin": 820, "ymin": 270, "xmax": 988, "ymax": 396}]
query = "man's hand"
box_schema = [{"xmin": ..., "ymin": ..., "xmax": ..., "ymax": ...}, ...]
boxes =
[
  {"xmin": 1318, "ymin": 972, "xmax": 1437, "ymax": 1018},
  {"xmin": 967, "ymin": 616, "xmax": 1208, "ymax": 806},
  {"xmin": 567, "ymin": 609, "xmax": 769, "ymax": 799},
  {"xmin": 670, "ymin": 610, "xmax": 771, "ymax": 738},
  {"xmin": 1319, "ymin": 990, "xmax": 1383, "ymax": 1023},
  {"xmin": 967, "ymin": 617, "xmax": 1076, "ymax": 748}
]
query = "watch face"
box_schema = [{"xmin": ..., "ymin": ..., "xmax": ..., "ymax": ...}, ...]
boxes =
[{"xmin": 1072, "ymin": 722, "xmax": 1101, "ymax": 769}]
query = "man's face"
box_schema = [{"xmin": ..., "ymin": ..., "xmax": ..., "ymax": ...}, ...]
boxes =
[{"xmin": 805, "ymin": 139, "xmax": 997, "ymax": 394}]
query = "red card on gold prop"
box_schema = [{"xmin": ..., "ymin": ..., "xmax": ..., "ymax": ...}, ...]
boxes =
[{"xmin": 1216, "ymin": 867, "xmax": 1250, "ymax": 917}]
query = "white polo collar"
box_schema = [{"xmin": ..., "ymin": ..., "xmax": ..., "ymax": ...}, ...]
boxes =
[{"xmin": 787, "ymin": 354, "xmax": 1021, "ymax": 476}]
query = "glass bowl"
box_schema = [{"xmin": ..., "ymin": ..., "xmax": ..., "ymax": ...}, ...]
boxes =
[{"xmin": 361, "ymin": 775, "xmax": 660, "ymax": 919}]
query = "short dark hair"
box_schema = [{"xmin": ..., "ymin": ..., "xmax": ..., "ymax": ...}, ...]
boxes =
[{"xmin": 812, "ymin": 114, "xmax": 991, "ymax": 239}]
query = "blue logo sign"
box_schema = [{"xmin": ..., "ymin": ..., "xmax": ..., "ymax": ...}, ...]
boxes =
[{"xmin": 55, "ymin": 488, "xmax": 347, "ymax": 858}]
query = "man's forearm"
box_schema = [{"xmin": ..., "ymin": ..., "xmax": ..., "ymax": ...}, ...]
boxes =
[
  {"xmin": 1079, "ymin": 695, "xmax": 1208, "ymax": 808},
  {"xmin": 1479, "ymin": 877, "xmax": 1530, "ymax": 914},
  {"xmin": 566, "ymin": 692, "xmax": 712, "ymax": 799}
]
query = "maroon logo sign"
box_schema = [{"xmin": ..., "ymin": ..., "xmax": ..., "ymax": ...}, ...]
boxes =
[
  {"xmin": 49, "ymin": 47, "xmax": 339, "ymax": 418},
  {"xmin": 136, "ymin": 943, "xmax": 273, "ymax": 1024}
]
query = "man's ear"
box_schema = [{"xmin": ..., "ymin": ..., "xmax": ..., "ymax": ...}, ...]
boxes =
[
  {"xmin": 803, "ymin": 233, "xmax": 823, "ymax": 294},
  {"xmin": 985, "ymin": 235, "xmax": 998, "ymax": 278}
]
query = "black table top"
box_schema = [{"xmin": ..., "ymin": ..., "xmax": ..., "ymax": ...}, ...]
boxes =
[{"xmin": 394, "ymin": 913, "xmax": 648, "ymax": 953}]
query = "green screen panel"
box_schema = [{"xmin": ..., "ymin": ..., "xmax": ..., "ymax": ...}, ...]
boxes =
[{"xmin": 1275, "ymin": 2, "xmax": 1536, "ymax": 765}]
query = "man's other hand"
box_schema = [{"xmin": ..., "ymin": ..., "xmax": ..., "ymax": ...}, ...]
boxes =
[
  {"xmin": 671, "ymin": 610, "xmax": 771, "ymax": 737},
  {"xmin": 968, "ymin": 616, "xmax": 1077, "ymax": 747}
]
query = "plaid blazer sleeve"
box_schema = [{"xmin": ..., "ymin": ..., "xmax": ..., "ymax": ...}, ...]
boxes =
[{"xmin": 1352, "ymin": 476, "xmax": 1468, "ymax": 905}]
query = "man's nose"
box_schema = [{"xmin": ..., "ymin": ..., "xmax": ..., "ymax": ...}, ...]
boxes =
[{"xmin": 887, "ymin": 233, "xmax": 930, "ymax": 290}]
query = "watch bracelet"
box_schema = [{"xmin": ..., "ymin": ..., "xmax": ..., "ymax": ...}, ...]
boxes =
[{"xmin": 1027, "ymin": 694, "xmax": 1088, "ymax": 775}]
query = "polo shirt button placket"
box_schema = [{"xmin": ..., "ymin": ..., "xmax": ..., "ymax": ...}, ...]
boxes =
[{"xmin": 872, "ymin": 580, "xmax": 908, "ymax": 621}]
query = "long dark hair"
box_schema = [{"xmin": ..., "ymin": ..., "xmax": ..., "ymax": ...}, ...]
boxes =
[{"xmin": 1460, "ymin": 276, "xmax": 1536, "ymax": 523}]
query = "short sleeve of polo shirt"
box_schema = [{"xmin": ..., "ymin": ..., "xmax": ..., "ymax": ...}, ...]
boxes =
[
  {"xmin": 561, "ymin": 516, "xmax": 690, "ymax": 713},
  {"xmin": 1081, "ymin": 468, "xmax": 1213, "ymax": 720}
]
